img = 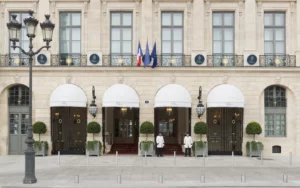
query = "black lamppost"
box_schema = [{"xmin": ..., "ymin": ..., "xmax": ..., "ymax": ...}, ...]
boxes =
[
  {"xmin": 7, "ymin": 10, "xmax": 55, "ymax": 184},
  {"xmin": 89, "ymin": 86, "xmax": 98, "ymax": 118},
  {"xmin": 196, "ymin": 86, "xmax": 206, "ymax": 119}
]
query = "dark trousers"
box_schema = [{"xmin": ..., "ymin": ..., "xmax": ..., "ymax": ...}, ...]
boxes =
[
  {"xmin": 185, "ymin": 148, "xmax": 191, "ymax": 156},
  {"xmin": 157, "ymin": 148, "xmax": 163, "ymax": 156}
]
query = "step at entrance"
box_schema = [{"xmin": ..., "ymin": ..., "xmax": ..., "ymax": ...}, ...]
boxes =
[{"xmin": 109, "ymin": 143, "xmax": 138, "ymax": 154}]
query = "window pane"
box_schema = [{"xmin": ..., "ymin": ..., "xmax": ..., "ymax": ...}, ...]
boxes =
[
  {"xmin": 264, "ymin": 42, "xmax": 273, "ymax": 54},
  {"xmin": 224, "ymin": 28, "xmax": 233, "ymax": 40},
  {"xmin": 162, "ymin": 41, "xmax": 171, "ymax": 53},
  {"xmin": 275, "ymin": 28, "xmax": 284, "ymax": 41},
  {"xmin": 224, "ymin": 13, "xmax": 234, "ymax": 26},
  {"xmin": 60, "ymin": 41, "xmax": 70, "ymax": 53},
  {"xmin": 162, "ymin": 13, "xmax": 171, "ymax": 26},
  {"xmin": 122, "ymin": 28, "xmax": 131, "ymax": 40},
  {"xmin": 60, "ymin": 13, "xmax": 70, "ymax": 26},
  {"xmin": 264, "ymin": 13, "xmax": 273, "ymax": 26},
  {"xmin": 111, "ymin": 13, "xmax": 121, "ymax": 26},
  {"xmin": 264, "ymin": 29, "xmax": 273, "ymax": 41},
  {"xmin": 275, "ymin": 13, "xmax": 285, "ymax": 26},
  {"xmin": 111, "ymin": 41, "xmax": 121, "ymax": 53},
  {"xmin": 72, "ymin": 41, "xmax": 80, "ymax": 53},
  {"xmin": 213, "ymin": 28, "xmax": 222, "ymax": 40},
  {"xmin": 122, "ymin": 13, "xmax": 132, "ymax": 26},
  {"xmin": 224, "ymin": 41, "xmax": 233, "ymax": 53},
  {"xmin": 213, "ymin": 41, "xmax": 222, "ymax": 53},
  {"xmin": 72, "ymin": 13, "xmax": 81, "ymax": 25},
  {"xmin": 213, "ymin": 13, "xmax": 222, "ymax": 26},
  {"xmin": 162, "ymin": 28, "xmax": 171, "ymax": 40},
  {"xmin": 173, "ymin": 28, "xmax": 182, "ymax": 40},
  {"xmin": 21, "ymin": 28, "xmax": 27, "ymax": 40},
  {"xmin": 61, "ymin": 28, "xmax": 70, "ymax": 40},
  {"xmin": 72, "ymin": 28, "xmax": 81, "ymax": 40},
  {"xmin": 275, "ymin": 42, "xmax": 284, "ymax": 54},
  {"xmin": 21, "ymin": 114, "xmax": 29, "ymax": 134},
  {"xmin": 21, "ymin": 41, "xmax": 29, "ymax": 52},
  {"xmin": 10, "ymin": 114, "xmax": 19, "ymax": 135},
  {"xmin": 122, "ymin": 41, "xmax": 131, "ymax": 53},
  {"xmin": 21, "ymin": 14, "xmax": 29, "ymax": 25},
  {"xmin": 173, "ymin": 13, "xmax": 182, "ymax": 26},
  {"xmin": 111, "ymin": 28, "xmax": 120, "ymax": 40},
  {"xmin": 173, "ymin": 41, "xmax": 182, "ymax": 53}
]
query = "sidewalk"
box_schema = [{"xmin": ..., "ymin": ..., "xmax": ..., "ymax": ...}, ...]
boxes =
[{"xmin": 1, "ymin": 155, "xmax": 300, "ymax": 187}]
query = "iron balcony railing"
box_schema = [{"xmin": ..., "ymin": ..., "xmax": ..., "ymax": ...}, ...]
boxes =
[
  {"xmin": 51, "ymin": 54, "xmax": 87, "ymax": 66},
  {"xmin": 259, "ymin": 55, "xmax": 296, "ymax": 67},
  {"xmin": 102, "ymin": 55, "xmax": 137, "ymax": 66},
  {"xmin": 0, "ymin": 54, "xmax": 34, "ymax": 67},
  {"xmin": 207, "ymin": 55, "xmax": 244, "ymax": 67},
  {"xmin": 158, "ymin": 55, "xmax": 191, "ymax": 67}
]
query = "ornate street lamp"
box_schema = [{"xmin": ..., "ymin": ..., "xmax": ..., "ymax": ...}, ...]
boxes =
[
  {"xmin": 196, "ymin": 86, "xmax": 206, "ymax": 119},
  {"xmin": 7, "ymin": 10, "xmax": 55, "ymax": 184},
  {"xmin": 89, "ymin": 86, "xmax": 98, "ymax": 118}
]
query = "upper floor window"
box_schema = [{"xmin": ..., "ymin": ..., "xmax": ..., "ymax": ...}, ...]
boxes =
[
  {"xmin": 9, "ymin": 85, "xmax": 29, "ymax": 106},
  {"xmin": 264, "ymin": 13, "xmax": 285, "ymax": 55},
  {"xmin": 59, "ymin": 12, "xmax": 81, "ymax": 54},
  {"xmin": 161, "ymin": 12, "xmax": 183, "ymax": 55}
]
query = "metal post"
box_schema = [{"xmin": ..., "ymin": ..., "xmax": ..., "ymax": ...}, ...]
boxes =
[
  {"xmin": 283, "ymin": 174, "xmax": 288, "ymax": 183},
  {"xmin": 203, "ymin": 151, "xmax": 205, "ymax": 168},
  {"xmin": 200, "ymin": 175, "xmax": 205, "ymax": 183},
  {"xmin": 261, "ymin": 151, "xmax": 263, "ymax": 166},
  {"xmin": 290, "ymin": 152, "xmax": 292, "ymax": 166},
  {"xmin": 116, "ymin": 151, "xmax": 118, "ymax": 166},
  {"xmin": 145, "ymin": 152, "xmax": 147, "ymax": 165},
  {"xmin": 117, "ymin": 175, "xmax": 121, "ymax": 184},
  {"xmin": 74, "ymin": 175, "xmax": 79, "ymax": 183},
  {"xmin": 232, "ymin": 151, "xmax": 234, "ymax": 167},
  {"xmin": 174, "ymin": 151, "xmax": 176, "ymax": 166},
  {"xmin": 241, "ymin": 175, "xmax": 246, "ymax": 183},
  {"xmin": 58, "ymin": 151, "xmax": 60, "ymax": 166},
  {"xmin": 158, "ymin": 174, "xmax": 163, "ymax": 183},
  {"xmin": 87, "ymin": 151, "xmax": 89, "ymax": 166}
]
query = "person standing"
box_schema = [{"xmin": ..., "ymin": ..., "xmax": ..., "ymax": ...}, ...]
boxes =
[
  {"xmin": 156, "ymin": 133, "xmax": 164, "ymax": 157},
  {"xmin": 184, "ymin": 132, "xmax": 193, "ymax": 157}
]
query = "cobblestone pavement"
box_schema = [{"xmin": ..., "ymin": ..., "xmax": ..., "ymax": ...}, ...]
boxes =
[{"xmin": 1, "ymin": 155, "xmax": 300, "ymax": 187}]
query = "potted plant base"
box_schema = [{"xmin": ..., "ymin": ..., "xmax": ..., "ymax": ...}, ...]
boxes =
[
  {"xmin": 194, "ymin": 141, "xmax": 208, "ymax": 157},
  {"xmin": 86, "ymin": 141, "xmax": 101, "ymax": 156},
  {"xmin": 246, "ymin": 141, "xmax": 263, "ymax": 157},
  {"xmin": 140, "ymin": 141, "xmax": 154, "ymax": 156},
  {"xmin": 35, "ymin": 141, "xmax": 48, "ymax": 156}
]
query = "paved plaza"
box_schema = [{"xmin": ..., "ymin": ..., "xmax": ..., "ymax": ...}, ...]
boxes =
[{"xmin": 1, "ymin": 155, "xmax": 300, "ymax": 188}]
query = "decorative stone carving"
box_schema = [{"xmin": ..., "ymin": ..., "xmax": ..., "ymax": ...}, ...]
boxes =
[
  {"xmin": 275, "ymin": 76, "xmax": 281, "ymax": 84},
  {"xmin": 170, "ymin": 76, "xmax": 176, "ymax": 84},
  {"xmin": 290, "ymin": 2, "xmax": 295, "ymax": 15},
  {"xmin": 154, "ymin": 0, "xmax": 159, "ymax": 17},
  {"xmin": 257, "ymin": 2, "xmax": 262, "ymax": 16},
  {"xmin": 84, "ymin": 2, "xmax": 88, "ymax": 18},
  {"xmin": 239, "ymin": 1, "xmax": 243, "ymax": 17},
  {"xmin": 187, "ymin": 0, "xmax": 192, "ymax": 17},
  {"xmin": 51, "ymin": 2, "xmax": 56, "ymax": 18},
  {"xmin": 222, "ymin": 76, "xmax": 228, "ymax": 84},
  {"xmin": 118, "ymin": 76, "xmax": 124, "ymax": 84},
  {"xmin": 0, "ymin": 2, "xmax": 4, "ymax": 18},
  {"xmin": 14, "ymin": 75, "xmax": 20, "ymax": 83},
  {"xmin": 205, "ymin": 2, "xmax": 210, "ymax": 17},
  {"xmin": 102, "ymin": 0, "xmax": 107, "ymax": 17},
  {"xmin": 66, "ymin": 75, "xmax": 72, "ymax": 84}
]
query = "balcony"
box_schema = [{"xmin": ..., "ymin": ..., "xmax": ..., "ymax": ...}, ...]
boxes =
[
  {"xmin": 0, "ymin": 54, "xmax": 33, "ymax": 67},
  {"xmin": 259, "ymin": 55, "xmax": 296, "ymax": 67},
  {"xmin": 207, "ymin": 55, "xmax": 244, "ymax": 67},
  {"xmin": 102, "ymin": 55, "xmax": 136, "ymax": 66},
  {"xmin": 51, "ymin": 54, "xmax": 87, "ymax": 66}
]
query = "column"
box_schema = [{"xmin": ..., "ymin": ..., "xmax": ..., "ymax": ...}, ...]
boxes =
[{"xmin": 141, "ymin": 0, "xmax": 153, "ymax": 47}]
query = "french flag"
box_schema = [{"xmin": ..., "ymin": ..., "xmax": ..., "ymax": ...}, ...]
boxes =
[{"xmin": 137, "ymin": 40, "xmax": 143, "ymax": 66}]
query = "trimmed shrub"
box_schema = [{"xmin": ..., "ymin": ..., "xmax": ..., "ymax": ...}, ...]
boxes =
[
  {"xmin": 33, "ymin": 121, "xmax": 47, "ymax": 141},
  {"xmin": 246, "ymin": 121, "xmax": 262, "ymax": 141},
  {"xmin": 87, "ymin": 121, "xmax": 101, "ymax": 140},
  {"xmin": 194, "ymin": 121, "xmax": 208, "ymax": 141},
  {"xmin": 140, "ymin": 121, "xmax": 154, "ymax": 140}
]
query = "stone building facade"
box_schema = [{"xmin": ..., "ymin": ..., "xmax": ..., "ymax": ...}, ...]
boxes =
[{"xmin": 0, "ymin": 0, "xmax": 299, "ymax": 156}]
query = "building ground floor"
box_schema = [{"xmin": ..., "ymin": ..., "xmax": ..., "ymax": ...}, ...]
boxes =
[{"xmin": 0, "ymin": 67, "xmax": 299, "ymax": 156}]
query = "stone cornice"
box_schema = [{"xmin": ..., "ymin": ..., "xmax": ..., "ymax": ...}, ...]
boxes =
[
  {"xmin": 204, "ymin": 0, "xmax": 244, "ymax": 2},
  {"xmin": 101, "ymin": 0, "xmax": 140, "ymax": 2},
  {"xmin": 256, "ymin": 0, "xmax": 296, "ymax": 2},
  {"xmin": 49, "ymin": 0, "xmax": 89, "ymax": 2},
  {"xmin": 0, "ymin": 0, "xmax": 38, "ymax": 2}
]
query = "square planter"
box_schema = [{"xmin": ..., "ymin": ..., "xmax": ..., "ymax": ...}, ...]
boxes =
[
  {"xmin": 246, "ymin": 142, "xmax": 263, "ymax": 157},
  {"xmin": 140, "ymin": 142, "xmax": 154, "ymax": 157},
  {"xmin": 86, "ymin": 142, "xmax": 101, "ymax": 156},
  {"xmin": 194, "ymin": 142, "xmax": 208, "ymax": 157},
  {"xmin": 35, "ymin": 142, "xmax": 48, "ymax": 156}
]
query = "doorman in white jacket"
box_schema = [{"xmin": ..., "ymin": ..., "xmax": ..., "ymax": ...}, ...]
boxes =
[
  {"xmin": 156, "ymin": 133, "xmax": 164, "ymax": 157},
  {"xmin": 184, "ymin": 132, "xmax": 193, "ymax": 157}
]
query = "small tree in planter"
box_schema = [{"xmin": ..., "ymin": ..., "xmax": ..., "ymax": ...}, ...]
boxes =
[
  {"xmin": 33, "ymin": 121, "xmax": 48, "ymax": 156},
  {"xmin": 193, "ymin": 121, "xmax": 208, "ymax": 157},
  {"xmin": 86, "ymin": 121, "xmax": 102, "ymax": 156},
  {"xmin": 139, "ymin": 121, "xmax": 154, "ymax": 156},
  {"xmin": 246, "ymin": 121, "xmax": 264, "ymax": 157}
]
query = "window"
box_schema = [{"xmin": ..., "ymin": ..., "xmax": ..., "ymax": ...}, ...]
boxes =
[
  {"xmin": 9, "ymin": 12, "xmax": 30, "ymax": 66},
  {"xmin": 59, "ymin": 12, "xmax": 81, "ymax": 54},
  {"xmin": 264, "ymin": 86, "xmax": 286, "ymax": 137},
  {"xmin": 9, "ymin": 85, "xmax": 29, "ymax": 106},
  {"xmin": 264, "ymin": 13, "xmax": 285, "ymax": 55},
  {"xmin": 110, "ymin": 12, "xmax": 132, "ymax": 66}
]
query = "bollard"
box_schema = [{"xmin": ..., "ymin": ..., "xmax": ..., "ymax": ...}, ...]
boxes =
[
  {"xmin": 87, "ymin": 151, "xmax": 89, "ymax": 166},
  {"xmin": 174, "ymin": 151, "xmax": 176, "ymax": 166},
  {"xmin": 241, "ymin": 174, "xmax": 246, "ymax": 183},
  {"xmin": 290, "ymin": 152, "xmax": 292, "ymax": 166},
  {"xmin": 74, "ymin": 175, "xmax": 79, "ymax": 184},
  {"xmin": 117, "ymin": 175, "xmax": 121, "ymax": 184},
  {"xmin": 58, "ymin": 151, "xmax": 60, "ymax": 166},
  {"xmin": 200, "ymin": 175, "xmax": 205, "ymax": 183},
  {"xmin": 116, "ymin": 151, "xmax": 118, "ymax": 166},
  {"xmin": 261, "ymin": 151, "xmax": 263, "ymax": 166},
  {"xmin": 283, "ymin": 174, "xmax": 288, "ymax": 183},
  {"xmin": 145, "ymin": 151, "xmax": 147, "ymax": 165},
  {"xmin": 203, "ymin": 151, "xmax": 206, "ymax": 168},
  {"xmin": 158, "ymin": 174, "xmax": 163, "ymax": 184},
  {"xmin": 232, "ymin": 151, "xmax": 234, "ymax": 167}
]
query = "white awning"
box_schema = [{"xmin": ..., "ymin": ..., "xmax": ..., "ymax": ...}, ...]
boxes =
[
  {"xmin": 50, "ymin": 84, "xmax": 87, "ymax": 107},
  {"xmin": 155, "ymin": 84, "xmax": 191, "ymax": 108},
  {"xmin": 207, "ymin": 84, "xmax": 244, "ymax": 108},
  {"xmin": 102, "ymin": 84, "xmax": 139, "ymax": 108}
]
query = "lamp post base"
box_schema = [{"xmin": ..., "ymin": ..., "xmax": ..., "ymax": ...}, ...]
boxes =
[{"xmin": 23, "ymin": 150, "xmax": 37, "ymax": 184}]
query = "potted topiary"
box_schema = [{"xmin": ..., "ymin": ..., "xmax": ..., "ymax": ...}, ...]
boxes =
[
  {"xmin": 139, "ymin": 121, "xmax": 154, "ymax": 156},
  {"xmin": 86, "ymin": 121, "xmax": 102, "ymax": 156},
  {"xmin": 193, "ymin": 121, "xmax": 208, "ymax": 157},
  {"xmin": 246, "ymin": 121, "xmax": 264, "ymax": 157},
  {"xmin": 33, "ymin": 121, "xmax": 48, "ymax": 156}
]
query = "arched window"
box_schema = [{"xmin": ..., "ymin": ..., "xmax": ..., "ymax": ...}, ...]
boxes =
[
  {"xmin": 264, "ymin": 86, "xmax": 286, "ymax": 136},
  {"xmin": 9, "ymin": 85, "xmax": 29, "ymax": 106}
]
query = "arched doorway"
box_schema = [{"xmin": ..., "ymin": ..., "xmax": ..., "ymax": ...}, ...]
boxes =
[
  {"xmin": 50, "ymin": 84, "xmax": 87, "ymax": 155},
  {"xmin": 154, "ymin": 84, "xmax": 191, "ymax": 154},
  {"xmin": 8, "ymin": 85, "xmax": 29, "ymax": 154},
  {"xmin": 207, "ymin": 84, "xmax": 244, "ymax": 155},
  {"xmin": 102, "ymin": 84, "xmax": 139, "ymax": 154}
]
